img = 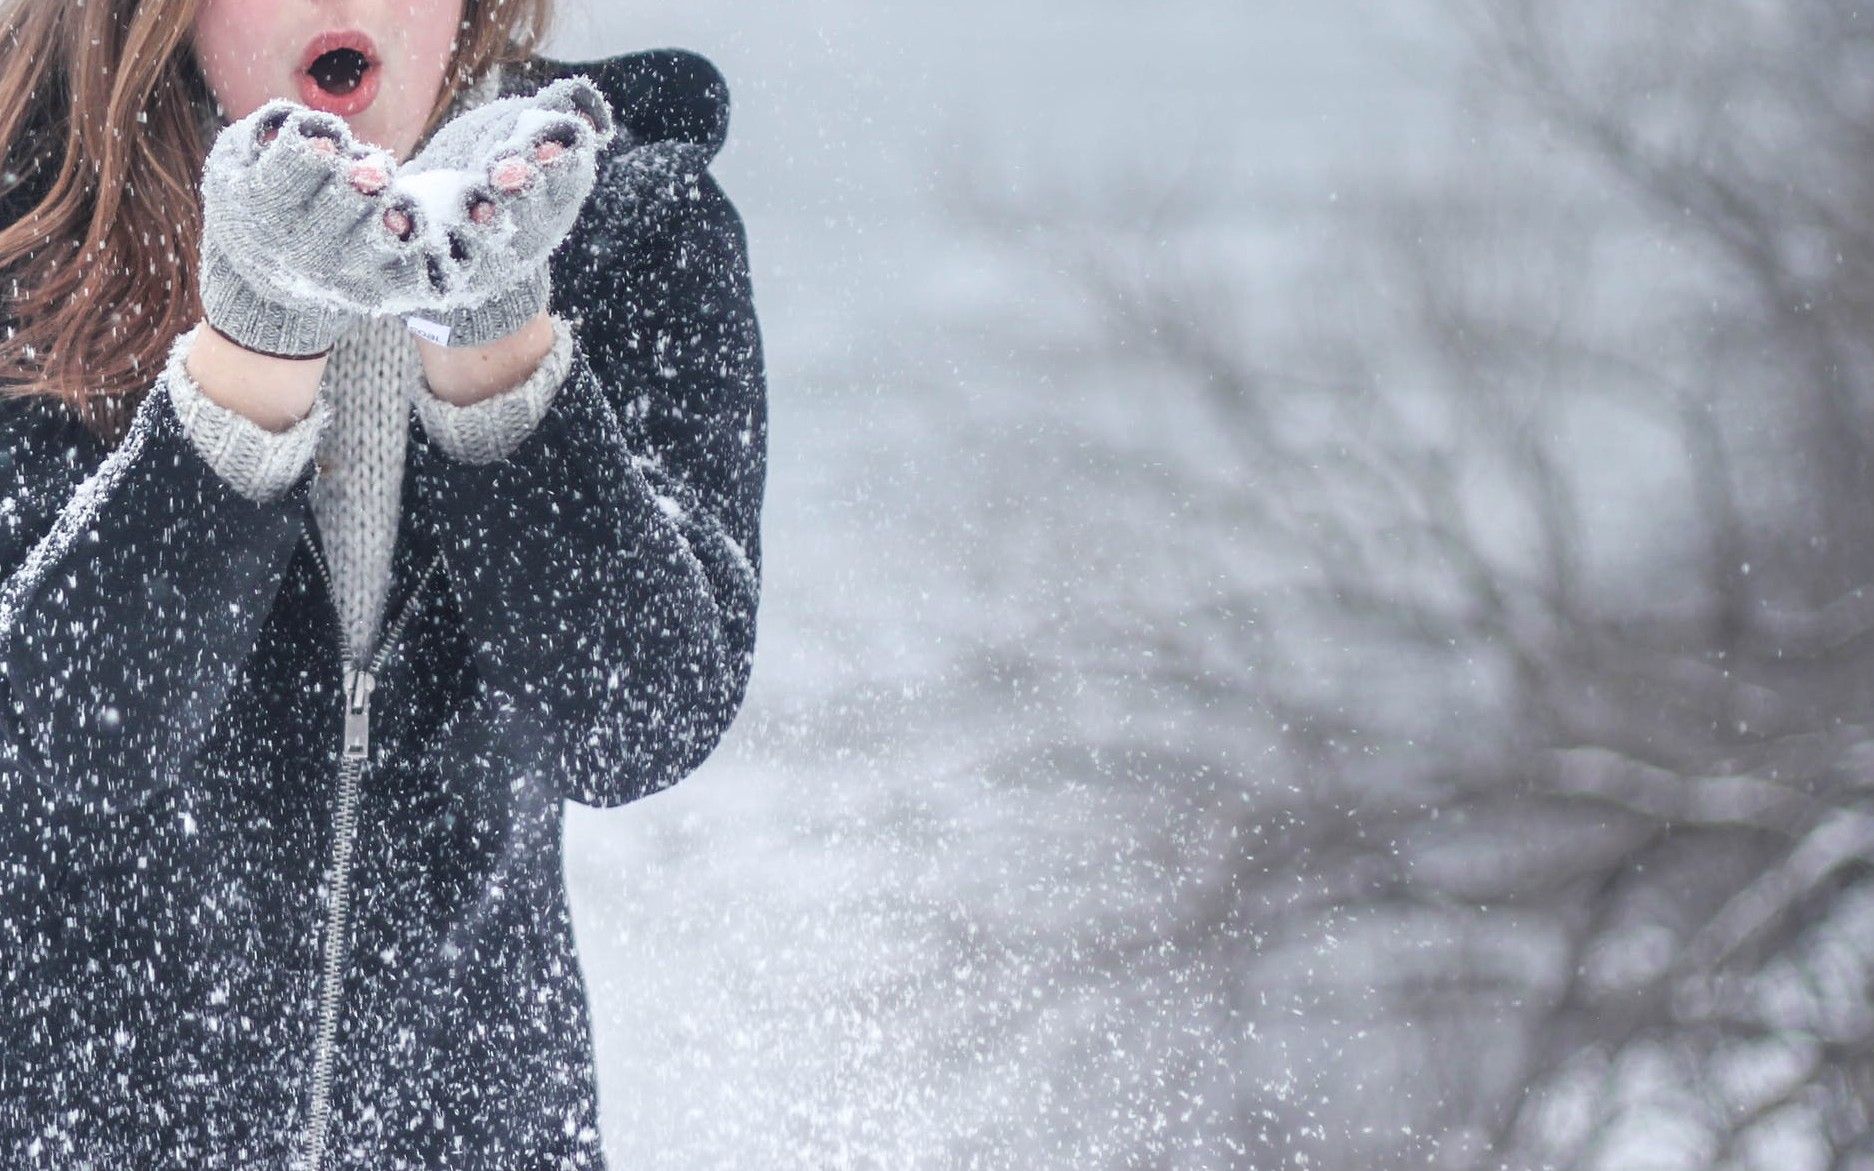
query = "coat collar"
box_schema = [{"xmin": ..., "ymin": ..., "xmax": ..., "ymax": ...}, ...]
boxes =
[{"xmin": 502, "ymin": 49, "xmax": 731, "ymax": 167}]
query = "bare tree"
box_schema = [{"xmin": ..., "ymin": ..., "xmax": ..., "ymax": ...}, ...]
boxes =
[{"xmin": 936, "ymin": 1, "xmax": 1874, "ymax": 1167}]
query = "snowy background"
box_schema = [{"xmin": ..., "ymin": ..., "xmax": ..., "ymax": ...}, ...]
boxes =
[{"xmin": 546, "ymin": 2, "xmax": 1874, "ymax": 1168}]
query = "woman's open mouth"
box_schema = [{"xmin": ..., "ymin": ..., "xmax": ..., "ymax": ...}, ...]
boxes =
[{"xmin": 297, "ymin": 31, "xmax": 381, "ymax": 118}]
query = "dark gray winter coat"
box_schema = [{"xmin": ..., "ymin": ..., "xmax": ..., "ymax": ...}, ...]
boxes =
[{"xmin": 0, "ymin": 48, "xmax": 765, "ymax": 1171}]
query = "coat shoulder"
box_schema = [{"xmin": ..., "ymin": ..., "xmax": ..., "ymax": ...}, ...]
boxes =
[{"xmin": 507, "ymin": 48, "xmax": 732, "ymax": 164}]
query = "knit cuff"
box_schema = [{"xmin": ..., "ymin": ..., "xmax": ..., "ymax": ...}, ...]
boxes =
[
  {"xmin": 165, "ymin": 326, "xmax": 332, "ymax": 504},
  {"xmin": 198, "ymin": 241, "xmax": 355, "ymax": 359},
  {"xmin": 410, "ymin": 314, "xmax": 575, "ymax": 465},
  {"xmin": 460, "ymin": 266, "xmax": 550, "ymax": 349}
]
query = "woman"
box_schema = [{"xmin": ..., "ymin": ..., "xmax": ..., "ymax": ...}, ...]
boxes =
[{"xmin": 0, "ymin": 1, "xmax": 767, "ymax": 1168}]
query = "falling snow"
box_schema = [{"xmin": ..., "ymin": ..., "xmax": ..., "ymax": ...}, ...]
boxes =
[{"xmin": 5, "ymin": 2, "xmax": 1866, "ymax": 1170}]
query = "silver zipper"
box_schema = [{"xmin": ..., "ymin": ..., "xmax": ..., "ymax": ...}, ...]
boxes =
[{"xmin": 296, "ymin": 530, "xmax": 446, "ymax": 1171}]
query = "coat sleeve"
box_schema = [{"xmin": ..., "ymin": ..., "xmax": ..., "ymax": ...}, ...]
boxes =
[
  {"xmin": 409, "ymin": 148, "xmax": 768, "ymax": 809},
  {"xmin": 0, "ymin": 368, "xmax": 318, "ymax": 815}
]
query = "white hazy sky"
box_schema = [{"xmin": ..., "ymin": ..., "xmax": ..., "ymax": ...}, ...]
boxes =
[{"xmin": 544, "ymin": 0, "xmax": 1456, "ymax": 374}]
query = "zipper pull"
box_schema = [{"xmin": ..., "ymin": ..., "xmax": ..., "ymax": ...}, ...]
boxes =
[{"xmin": 343, "ymin": 666, "xmax": 376, "ymax": 761}]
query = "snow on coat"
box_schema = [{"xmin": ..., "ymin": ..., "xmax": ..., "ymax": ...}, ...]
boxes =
[{"xmin": 0, "ymin": 47, "xmax": 767, "ymax": 1171}]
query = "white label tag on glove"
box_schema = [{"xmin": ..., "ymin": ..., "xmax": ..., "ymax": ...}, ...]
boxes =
[{"xmin": 404, "ymin": 316, "xmax": 452, "ymax": 346}]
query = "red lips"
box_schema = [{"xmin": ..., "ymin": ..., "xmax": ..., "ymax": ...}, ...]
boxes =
[{"xmin": 296, "ymin": 30, "xmax": 380, "ymax": 118}]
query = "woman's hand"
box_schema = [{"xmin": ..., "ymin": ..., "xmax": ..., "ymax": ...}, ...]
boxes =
[
  {"xmin": 197, "ymin": 101, "xmax": 402, "ymax": 358},
  {"xmin": 375, "ymin": 77, "xmax": 618, "ymax": 349}
]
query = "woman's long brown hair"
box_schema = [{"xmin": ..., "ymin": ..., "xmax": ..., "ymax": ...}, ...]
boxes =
[{"xmin": 0, "ymin": 0, "xmax": 554, "ymax": 444}]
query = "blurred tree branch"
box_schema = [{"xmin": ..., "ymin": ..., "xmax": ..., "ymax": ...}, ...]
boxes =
[{"xmin": 935, "ymin": 1, "xmax": 1874, "ymax": 1166}]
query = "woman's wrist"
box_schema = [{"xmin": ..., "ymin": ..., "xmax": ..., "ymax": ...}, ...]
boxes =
[
  {"xmin": 414, "ymin": 310, "xmax": 557, "ymax": 406},
  {"xmin": 184, "ymin": 320, "xmax": 329, "ymax": 433}
]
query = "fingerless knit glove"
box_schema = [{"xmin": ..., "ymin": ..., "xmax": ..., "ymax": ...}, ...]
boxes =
[
  {"xmin": 376, "ymin": 77, "xmax": 619, "ymax": 348},
  {"xmin": 198, "ymin": 103, "xmax": 401, "ymax": 358}
]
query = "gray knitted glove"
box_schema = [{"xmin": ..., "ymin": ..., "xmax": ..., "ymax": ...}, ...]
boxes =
[
  {"xmin": 199, "ymin": 102, "xmax": 401, "ymax": 357},
  {"xmin": 376, "ymin": 77, "xmax": 618, "ymax": 348}
]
